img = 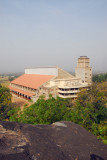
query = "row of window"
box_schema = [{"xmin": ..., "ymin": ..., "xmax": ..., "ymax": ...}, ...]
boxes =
[
  {"xmin": 11, "ymin": 90, "xmax": 31, "ymax": 99},
  {"xmin": 59, "ymin": 88, "xmax": 79, "ymax": 91},
  {"xmin": 11, "ymin": 83, "xmax": 36, "ymax": 92}
]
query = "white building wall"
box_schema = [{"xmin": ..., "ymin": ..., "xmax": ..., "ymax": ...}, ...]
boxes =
[{"xmin": 25, "ymin": 67, "xmax": 58, "ymax": 76}]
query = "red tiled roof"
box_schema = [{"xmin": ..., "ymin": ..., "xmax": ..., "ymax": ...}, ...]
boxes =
[
  {"xmin": 11, "ymin": 74, "xmax": 54, "ymax": 89},
  {"xmin": 9, "ymin": 86, "xmax": 35, "ymax": 97}
]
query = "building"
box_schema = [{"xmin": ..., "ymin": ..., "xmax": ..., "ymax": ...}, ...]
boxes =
[
  {"xmin": 75, "ymin": 56, "xmax": 92, "ymax": 84},
  {"xmin": 9, "ymin": 56, "xmax": 92, "ymax": 102}
]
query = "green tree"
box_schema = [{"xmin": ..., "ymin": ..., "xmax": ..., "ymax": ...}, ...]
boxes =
[
  {"xmin": 66, "ymin": 84, "xmax": 107, "ymax": 128},
  {"xmin": 91, "ymin": 121, "xmax": 107, "ymax": 144},
  {"xmin": 9, "ymin": 96, "xmax": 70, "ymax": 125},
  {"xmin": 0, "ymin": 84, "xmax": 12, "ymax": 120},
  {"xmin": 8, "ymin": 76, "xmax": 15, "ymax": 81},
  {"xmin": 92, "ymin": 73, "xmax": 107, "ymax": 82}
]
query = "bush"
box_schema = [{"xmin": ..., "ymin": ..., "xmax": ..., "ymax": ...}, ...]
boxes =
[{"xmin": 0, "ymin": 84, "xmax": 12, "ymax": 120}]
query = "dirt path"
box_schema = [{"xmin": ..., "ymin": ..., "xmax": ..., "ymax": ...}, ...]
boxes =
[{"xmin": 11, "ymin": 94, "xmax": 32, "ymax": 111}]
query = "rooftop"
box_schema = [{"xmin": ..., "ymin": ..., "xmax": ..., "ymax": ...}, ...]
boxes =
[
  {"xmin": 11, "ymin": 74, "xmax": 54, "ymax": 89},
  {"xmin": 24, "ymin": 66, "xmax": 58, "ymax": 69},
  {"xmin": 79, "ymin": 56, "xmax": 89, "ymax": 59}
]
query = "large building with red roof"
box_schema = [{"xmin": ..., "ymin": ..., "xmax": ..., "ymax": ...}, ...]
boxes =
[{"xmin": 9, "ymin": 56, "xmax": 92, "ymax": 102}]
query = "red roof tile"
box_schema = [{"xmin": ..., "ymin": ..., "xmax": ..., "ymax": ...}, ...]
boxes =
[
  {"xmin": 11, "ymin": 74, "xmax": 54, "ymax": 89},
  {"xmin": 9, "ymin": 86, "xmax": 35, "ymax": 97}
]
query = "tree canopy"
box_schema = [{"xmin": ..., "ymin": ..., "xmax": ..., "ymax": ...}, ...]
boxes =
[
  {"xmin": 8, "ymin": 95, "xmax": 71, "ymax": 124},
  {"xmin": 93, "ymin": 73, "xmax": 107, "ymax": 82},
  {"xmin": 0, "ymin": 84, "xmax": 12, "ymax": 120},
  {"xmin": 66, "ymin": 84, "xmax": 107, "ymax": 128}
]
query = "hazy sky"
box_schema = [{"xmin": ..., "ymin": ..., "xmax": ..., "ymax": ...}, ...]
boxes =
[{"xmin": 0, "ymin": 0, "xmax": 107, "ymax": 73}]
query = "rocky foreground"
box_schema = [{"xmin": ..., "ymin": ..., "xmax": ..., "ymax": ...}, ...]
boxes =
[{"xmin": 0, "ymin": 121, "xmax": 107, "ymax": 160}]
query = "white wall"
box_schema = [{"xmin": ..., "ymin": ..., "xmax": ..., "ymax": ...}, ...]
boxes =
[{"xmin": 25, "ymin": 67, "xmax": 58, "ymax": 76}]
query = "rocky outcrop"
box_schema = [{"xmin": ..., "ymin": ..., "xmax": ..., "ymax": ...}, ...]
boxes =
[{"xmin": 0, "ymin": 121, "xmax": 107, "ymax": 160}]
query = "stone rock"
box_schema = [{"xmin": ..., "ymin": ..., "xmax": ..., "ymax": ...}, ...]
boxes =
[{"xmin": 0, "ymin": 121, "xmax": 107, "ymax": 160}]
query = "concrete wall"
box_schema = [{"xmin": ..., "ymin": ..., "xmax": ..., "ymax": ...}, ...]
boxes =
[{"xmin": 75, "ymin": 68, "xmax": 85, "ymax": 83}]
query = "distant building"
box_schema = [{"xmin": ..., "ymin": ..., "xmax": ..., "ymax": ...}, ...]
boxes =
[{"xmin": 9, "ymin": 56, "xmax": 92, "ymax": 102}]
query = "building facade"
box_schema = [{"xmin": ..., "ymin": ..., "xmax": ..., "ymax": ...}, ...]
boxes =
[
  {"xmin": 9, "ymin": 56, "xmax": 92, "ymax": 102},
  {"xmin": 75, "ymin": 56, "xmax": 92, "ymax": 84}
]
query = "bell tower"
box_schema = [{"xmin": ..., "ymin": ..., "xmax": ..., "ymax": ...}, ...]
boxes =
[{"xmin": 75, "ymin": 56, "xmax": 92, "ymax": 84}]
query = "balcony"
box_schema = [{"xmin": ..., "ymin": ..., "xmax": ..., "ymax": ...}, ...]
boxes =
[
  {"xmin": 58, "ymin": 88, "xmax": 80, "ymax": 94},
  {"xmin": 58, "ymin": 94, "xmax": 78, "ymax": 98},
  {"xmin": 58, "ymin": 89, "xmax": 79, "ymax": 94}
]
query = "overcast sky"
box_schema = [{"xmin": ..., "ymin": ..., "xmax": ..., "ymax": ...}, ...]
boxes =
[{"xmin": 0, "ymin": 0, "xmax": 107, "ymax": 73}]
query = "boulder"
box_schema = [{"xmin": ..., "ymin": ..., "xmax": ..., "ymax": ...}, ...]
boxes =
[{"xmin": 0, "ymin": 121, "xmax": 107, "ymax": 160}]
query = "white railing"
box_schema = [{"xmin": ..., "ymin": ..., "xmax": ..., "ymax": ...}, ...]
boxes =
[
  {"xmin": 58, "ymin": 89, "xmax": 80, "ymax": 94},
  {"xmin": 58, "ymin": 94, "xmax": 78, "ymax": 98}
]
